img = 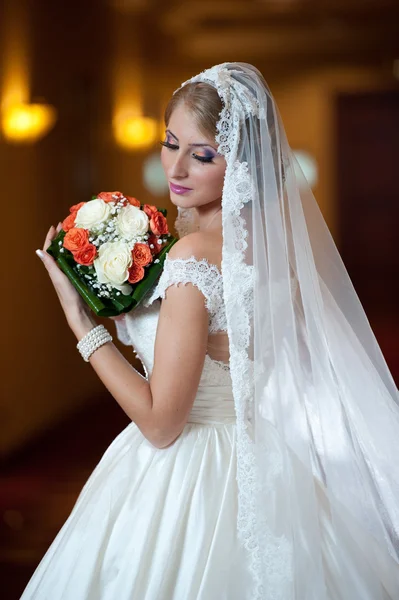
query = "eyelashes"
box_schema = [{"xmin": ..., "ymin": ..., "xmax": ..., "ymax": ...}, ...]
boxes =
[
  {"xmin": 160, "ymin": 141, "xmax": 178, "ymax": 150},
  {"xmin": 160, "ymin": 141, "xmax": 214, "ymax": 164},
  {"xmin": 194, "ymin": 155, "xmax": 214, "ymax": 164}
]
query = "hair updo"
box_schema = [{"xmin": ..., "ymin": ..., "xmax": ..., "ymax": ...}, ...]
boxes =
[{"xmin": 164, "ymin": 82, "xmax": 223, "ymax": 141}]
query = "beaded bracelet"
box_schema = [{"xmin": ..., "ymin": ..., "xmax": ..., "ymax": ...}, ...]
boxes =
[{"xmin": 77, "ymin": 324, "xmax": 113, "ymax": 362}]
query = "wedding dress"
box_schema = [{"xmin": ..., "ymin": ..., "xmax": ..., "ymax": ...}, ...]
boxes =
[{"xmin": 20, "ymin": 254, "xmax": 252, "ymax": 600}]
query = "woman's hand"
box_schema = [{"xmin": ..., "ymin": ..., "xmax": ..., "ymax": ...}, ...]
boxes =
[{"xmin": 36, "ymin": 223, "xmax": 91, "ymax": 326}]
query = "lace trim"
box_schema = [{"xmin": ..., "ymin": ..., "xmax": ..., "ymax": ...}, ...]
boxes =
[
  {"xmin": 182, "ymin": 65, "xmax": 293, "ymax": 599},
  {"xmin": 144, "ymin": 255, "xmax": 227, "ymax": 333},
  {"xmin": 199, "ymin": 355, "xmax": 232, "ymax": 386},
  {"xmin": 209, "ymin": 356, "xmax": 230, "ymax": 372}
]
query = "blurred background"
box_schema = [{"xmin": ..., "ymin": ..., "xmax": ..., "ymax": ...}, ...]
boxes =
[{"xmin": 1, "ymin": 0, "xmax": 398, "ymax": 596}]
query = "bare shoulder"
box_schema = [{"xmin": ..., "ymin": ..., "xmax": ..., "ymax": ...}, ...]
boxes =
[{"xmin": 168, "ymin": 232, "xmax": 222, "ymax": 270}]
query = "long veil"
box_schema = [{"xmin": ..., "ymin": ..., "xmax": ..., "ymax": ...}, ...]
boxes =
[{"xmin": 177, "ymin": 63, "xmax": 399, "ymax": 600}]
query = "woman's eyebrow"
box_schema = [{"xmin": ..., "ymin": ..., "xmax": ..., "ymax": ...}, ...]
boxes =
[
  {"xmin": 166, "ymin": 129, "xmax": 217, "ymax": 151},
  {"xmin": 190, "ymin": 143, "xmax": 217, "ymax": 149}
]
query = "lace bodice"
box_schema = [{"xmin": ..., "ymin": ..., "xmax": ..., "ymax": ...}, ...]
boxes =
[
  {"xmin": 144, "ymin": 255, "xmax": 227, "ymax": 333},
  {"xmin": 113, "ymin": 255, "xmax": 231, "ymax": 387}
]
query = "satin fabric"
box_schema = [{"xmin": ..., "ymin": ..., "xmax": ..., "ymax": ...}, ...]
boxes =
[
  {"xmin": 20, "ymin": 384, "xmax": 251, "ymax": 599},
  {"xmin": 188, "ymin": 384, "xmax": 236, "ymax": 424}
]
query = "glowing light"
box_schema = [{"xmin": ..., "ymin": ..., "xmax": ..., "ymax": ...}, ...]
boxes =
[
  {"xmin": 2, "ymin": 103, "xmax": 57, "ymax": 143},
  {"xmin": 293, "ymin": 149, "xmax": 318, "ymax": 189},
  {"xmin": 113, "ymin": 114, "xmax": 158, "ymax": 150},
  {"xmin": 1, "ymin": 1, "xmax": 57, "ymax": 143},
  {"xmin": 1, "ymin": 0, "xmax": 30, "ymax": 111},
  {"xmin": 143, "ymin": 152, "xmax": 169, "ymax": 196},
  {"xmin": 159, "ymin": 119, "xmax": 166, "ymax": 140}
]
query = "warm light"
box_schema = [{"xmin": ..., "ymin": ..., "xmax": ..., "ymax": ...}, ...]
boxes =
[
  {"xmin": 143, "ymin": 152, "xmax": 169, "ymax": 196},
  {"xmin": 159, "ymin": 119, "xmax": 166, "ymax": 140},
  {"xmin": 293, "ymin": 149, "xmax": 318, "ymax": 189},
  {"xmin": 113, "ymin": 114, "xmax": 158, "ymax": 150},
  {"xmin": 2, "ymin": 103, "xmax": 57, "ymax": 143},
  {"xmin": 1, "ymin": 0, "xmax": 30, "ymax": 110}
]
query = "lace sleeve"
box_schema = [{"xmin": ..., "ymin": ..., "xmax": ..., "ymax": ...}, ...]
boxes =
[{"xmin": 143, "ymin": 255, "xmax": 224, "ymax": 316}]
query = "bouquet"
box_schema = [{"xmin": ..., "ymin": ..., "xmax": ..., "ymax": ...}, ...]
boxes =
[{"xmin": 46, "ymin": 191, "xmax": 178, "ymax": 316}]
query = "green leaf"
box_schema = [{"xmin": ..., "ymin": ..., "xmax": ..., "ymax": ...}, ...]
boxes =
[
  {"xmin": 129, "ymin": 236, "xmax": 178, "ymax": 309},
  {"xmin": 46, "ymin": 230, "xmax": 178, "ymax": 317},
  {"xmin": 57, "ymin": 255, "xmax": 109, "ymax": 313}
]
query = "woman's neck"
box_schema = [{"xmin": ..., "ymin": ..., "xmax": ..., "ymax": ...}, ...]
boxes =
[{"xmin": 196, "ymin": 205, "xmax": 223, "ymax": 233}]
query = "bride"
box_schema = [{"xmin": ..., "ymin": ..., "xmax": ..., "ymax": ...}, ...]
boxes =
[{"xmin": 25, "ymin": 63, "xmax": 398, "ymax": 599}]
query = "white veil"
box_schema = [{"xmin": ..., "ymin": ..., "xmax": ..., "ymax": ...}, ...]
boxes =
[{"xmin": 176, "ymin": 63, "xmax": 399, "ymax": 599}]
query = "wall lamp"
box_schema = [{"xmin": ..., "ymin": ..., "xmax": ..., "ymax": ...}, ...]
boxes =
[{"xmin": 1, "ymin": 102, "xmax": 57, "ymax": 144}]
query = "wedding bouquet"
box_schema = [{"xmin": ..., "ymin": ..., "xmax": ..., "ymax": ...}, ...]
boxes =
[{"xmin": 46, "ymin": 191, "xmax": 177, "ymax": 316}]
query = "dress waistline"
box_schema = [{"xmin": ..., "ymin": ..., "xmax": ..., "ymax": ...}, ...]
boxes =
[{"xmin": 186, "ymin": 384, "xmax": 236, "ymax": 425}]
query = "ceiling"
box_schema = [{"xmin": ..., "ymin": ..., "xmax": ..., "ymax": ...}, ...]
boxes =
[{"xmin": 107, "ymin": 0, "xmax": 399, "ymax": 74}]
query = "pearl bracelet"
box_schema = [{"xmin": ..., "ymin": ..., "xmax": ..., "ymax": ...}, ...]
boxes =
[{"xmin": 77, "ymin": 324, "xmax": 113, "ymax": 362}]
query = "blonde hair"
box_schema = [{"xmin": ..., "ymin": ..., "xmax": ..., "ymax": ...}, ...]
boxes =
[{"xmin": 164, "ymin": 82, "xmax": 223, "ymax": 140}]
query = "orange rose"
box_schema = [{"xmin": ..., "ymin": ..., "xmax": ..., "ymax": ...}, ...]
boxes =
[
  {"xmin": 73, "ymin": 243, "xmax": 97, "ymax": 266},
  {"xmin": 97, "ymin": 191, "xmax": 124, "ymax": 203},
  {"xmin": 69, "ymin": 201, "xmax": 85, "ymax": 214},
  {"xmin": 127, "ymin": 262, "xmax": 144, "ymax": 284},
  {"xmin": 147, "ymin": 234, "xmax": 161, "ymax": 255},
  {"xmin": 150, "ymin": 211, "xmax": 169, "ymax": 236},
  {"xmin": 63, "ymin": 227, "xmax": 90, "ymax": 252},
  {"xmin": 62, "ymin": 212, "xmax": 77, "ymax": 232},
  {"xmin": 62, "ymin": 202, "xmax": 86, "ymax": 231},
  {"xmin": 125, "ymin": 195, "xmax": 140, "ymax": 207},
  {"xmin": 143, "ymin": 204, "xmax": 158, "ymax": 218},
  {"xmin": 132, "ymin": 242, "xmax": 153, "ymax": 266}
]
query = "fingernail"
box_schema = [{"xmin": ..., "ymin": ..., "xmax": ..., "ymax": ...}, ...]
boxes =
[{"xmin": 36, "ymin": 249, "xmax": 44, "ymax": 259}]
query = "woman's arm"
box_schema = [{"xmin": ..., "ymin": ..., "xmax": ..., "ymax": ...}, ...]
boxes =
[
  {"xmin": 69, "ymin": 263, "xmax": 208, "ymax": 449},
  {"xmin": 38, "ymin": 225, "xmax": 209, "ymax": 450}
]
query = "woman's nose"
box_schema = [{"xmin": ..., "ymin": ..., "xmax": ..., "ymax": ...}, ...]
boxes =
[{"xmin": 169, "ymin": 154, "xmax": 188, "ymax": 179}]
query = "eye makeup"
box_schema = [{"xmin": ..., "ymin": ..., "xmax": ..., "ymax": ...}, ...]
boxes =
[
  {"xmin": 192, "ymin": 149, "xmax": 216, "ymax": 163},
  {"xmin": 160, "ymin": 140, "xmax": 178, "ymax": 150},
  {"xmin": 160, "ymin": 140, "xmax": 217, "ymax": 164}
]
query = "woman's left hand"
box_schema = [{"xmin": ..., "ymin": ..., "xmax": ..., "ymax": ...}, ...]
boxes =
[{"xmin": 36, "ymin": 223, "xmax": 91, "ymax": 326}]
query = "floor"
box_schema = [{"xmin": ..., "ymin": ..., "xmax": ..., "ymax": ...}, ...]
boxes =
[{"xmin": 0, "ymin": 395, "xmax": 130, "ymax": 599}]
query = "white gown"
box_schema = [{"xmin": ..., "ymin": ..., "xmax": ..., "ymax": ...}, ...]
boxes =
[{"xmin": 21, "ymin": 256, "xmax": 252, "ymax": 600}]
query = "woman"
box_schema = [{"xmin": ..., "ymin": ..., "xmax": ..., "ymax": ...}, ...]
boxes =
[{"xmin": 25, "ymin": 63, "xmax": 398, "ymax": 599}]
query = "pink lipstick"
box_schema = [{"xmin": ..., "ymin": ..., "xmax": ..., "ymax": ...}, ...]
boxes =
[{"xmin": 169, "ymin": 182, "xmax": 192, "ymax": 195}]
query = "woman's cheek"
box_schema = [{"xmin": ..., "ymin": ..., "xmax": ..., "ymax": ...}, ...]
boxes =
[
  {"xmin": 160, "ymin": 149, "xmax": 169, "ymax": 174},
  {"xmin": 209, "ymin": 168, "xmax": 225, "ymax": 197}
]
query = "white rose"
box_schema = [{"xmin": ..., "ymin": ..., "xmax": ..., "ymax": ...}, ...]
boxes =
[
  {"xmin": 94, "ymin": 240, "xmax": 133, "ymax": 288},
  {"xmin": 116, "ymin": 205, "xmax": 149, "ymax": 240},
  {"xmin": 75, "ymin": 199, "xmax": 111, "ymax": 229}
]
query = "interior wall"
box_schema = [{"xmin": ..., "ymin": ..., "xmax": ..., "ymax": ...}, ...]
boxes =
[
  {"xmin": 0, "ymin": 0, "xmax": 150, "ymax": 457},
  {"xmin": 1, "ymin": 0, "xmax": 395, "ymax": 456},
  {"xmin": 272, "ymin": 64, "xmax": 395, "ymax": 242}
]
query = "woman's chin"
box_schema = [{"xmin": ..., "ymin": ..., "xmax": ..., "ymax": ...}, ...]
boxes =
[{"xmin": 169, "ymin": 195, "xmax": 197, "ymax": 209}]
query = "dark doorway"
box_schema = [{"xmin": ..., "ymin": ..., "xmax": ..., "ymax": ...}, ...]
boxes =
[{"xmin": 336, "ymin": 88, "xmax": 399, "ymax": 383}]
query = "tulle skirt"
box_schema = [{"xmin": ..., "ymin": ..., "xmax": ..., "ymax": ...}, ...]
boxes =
[{"xmin": 20, "ymin": 415, "xmax": 251, "ymax": 600}]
